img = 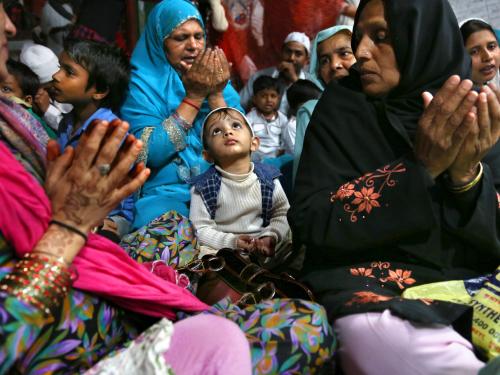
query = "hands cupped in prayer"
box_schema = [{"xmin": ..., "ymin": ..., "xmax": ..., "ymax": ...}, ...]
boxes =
[
  {"xmin": 415, "ymin": 75, "xmax": 500, "ymax": 184},
  {"xmin": 182, "ymin": 47, "xmax": 230, "ymax": 102}
]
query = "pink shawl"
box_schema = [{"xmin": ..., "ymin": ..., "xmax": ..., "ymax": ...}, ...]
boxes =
[{"xmin": 0, "ymin": 140, "xmax": 208, "ymax": 319}]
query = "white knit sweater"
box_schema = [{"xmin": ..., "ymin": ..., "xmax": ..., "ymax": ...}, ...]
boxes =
[{"xmin": 189, "ymin": 163, "xmax": 290, "ymax": 252}]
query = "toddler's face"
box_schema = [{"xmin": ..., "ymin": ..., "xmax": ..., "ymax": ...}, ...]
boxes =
[
  {"xmin": 204, "ymin": 109, "xmax": 258, "ymax": 162},
  {"xmin": 253, "ymin": 88, "xmax": 280, "ymax": 116},
  {"xmin": 0, "ymin": 72, "xmax": 24, "ymax": 101}
]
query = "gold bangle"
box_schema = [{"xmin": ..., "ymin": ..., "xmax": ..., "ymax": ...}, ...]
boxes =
[
  {"xmin": 449, "ymin": 163, "xmax": 483, "ymax": 193},
  {"xmin": 0, "ymin": 253, "xmax": 74, "ymax": 316}
]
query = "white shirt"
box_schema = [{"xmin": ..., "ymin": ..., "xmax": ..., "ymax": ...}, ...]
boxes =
[
  {"xmin": 189, "ymin": 163, "xmax": 290, "ymax": 254},
  {"xmin": 239, "ymin": 66, "xmax": 311, "ymax": 116},
  {"xmin": 282, "ymin": 116, "xmax": 296, "ymax": 155},
  {"xmin": 246, "ymin": 108, "xmax": 288, "ymax": 161}
]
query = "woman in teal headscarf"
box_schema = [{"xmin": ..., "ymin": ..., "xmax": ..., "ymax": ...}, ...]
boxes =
[
  {"xmin": 120, "ymin": 3, "xmax": 336, "ymax": 373},
  {"xmin": 293, "ymin": 25, "xmax": 355, "ymax": 182},
  {"xmin": 121, "ymin": 0, "xmax": 242, "ymax": 230}
]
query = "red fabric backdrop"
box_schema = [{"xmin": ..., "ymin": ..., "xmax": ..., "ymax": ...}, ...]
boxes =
[{"xmin": 211, "ymin": 0, "xmax": 345, "ymax": 87}]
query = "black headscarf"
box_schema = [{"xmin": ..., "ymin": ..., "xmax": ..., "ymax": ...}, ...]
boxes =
[
  {"xmin": 289, "ymin": 0, "xmax": 478, "ymax": 264},
  {"xmin": 352, "ymin": 0, "xmax": 472, "ymax": 142}
]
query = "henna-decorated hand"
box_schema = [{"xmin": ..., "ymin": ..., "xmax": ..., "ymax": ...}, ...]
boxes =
[
  {"xmin": 211, "ymin": 47, "xmax": 230, "ymax": 94},
  {"xmin": 182, "ymin": 48, "xmax": 216, "ymax": 102},
  {"xmin": 45, "ymin": 119, "xmax": 150, "ymax": 234}
]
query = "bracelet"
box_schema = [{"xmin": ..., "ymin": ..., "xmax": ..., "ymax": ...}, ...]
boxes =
[
  {"xmin": 0, "ymin": 252, "xmax": 75, "ymax": 316},
  {"xmin": 448, "ymin": 163, "xmax": 483, "ymax": 193},
  {"xmin": 49, "ymin": 220, "xmax": 88, "ymax": 242},
  {"xmin": 182, "ymin": 98, "xmax": 201, "ymax": 111},
  {"xmin": 172, "ymin": 111, "xmax": 193, "ymax": 131}
]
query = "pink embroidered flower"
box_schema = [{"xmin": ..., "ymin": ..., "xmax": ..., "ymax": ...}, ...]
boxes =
[
  {"xmin": 352, "ymin": 187, "xmax": 381, "ymax": 213},
  {"xmin": 350, "ymin": 267, "xmax": 375, "ymax": 278},
  {"xmin": 497, "ymin": 192, "xmax": 500, "ymax": 209},
  {"xmin": 331, "ymin": 183, "xmax": 355, "ymax": 202},
  {"xmin": 387, "ymin": 269, "xmax": 416, "ymax": 289}
]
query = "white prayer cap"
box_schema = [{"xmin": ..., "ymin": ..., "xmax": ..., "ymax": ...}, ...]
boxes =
[
  {"xmin": 284, "ymin": 32, "xmax": 311, "ymax": 54},
  {"xmin": 20, "ymin": 44, "xmax": 60, "ymax": 84}
]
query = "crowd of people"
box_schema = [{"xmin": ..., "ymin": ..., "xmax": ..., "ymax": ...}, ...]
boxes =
[{"xmin": 0, "ymin": 0, "xmax": 499, "ymax": 374}]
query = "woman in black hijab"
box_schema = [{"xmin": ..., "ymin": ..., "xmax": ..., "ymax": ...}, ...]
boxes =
[{"xmin": 289, "ymin": 0, "xmax": 500, "ymax": 373}]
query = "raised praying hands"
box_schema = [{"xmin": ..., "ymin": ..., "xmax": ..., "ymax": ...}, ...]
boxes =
[
  {"xmin": 182, "ymin": 47, "xmax": 230, "ymax": 103},
  {"xmin": 415, "ymin": 75, "xmax": 500, "ymax": 184},
  {"xmin": 45, "ymin": 119, "xmax": 150, "ymax": 236}
]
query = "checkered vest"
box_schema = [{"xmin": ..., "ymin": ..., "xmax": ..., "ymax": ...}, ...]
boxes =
[{"xmin": 190, "ymin": 163, "xmax": 281, "ymax": 227}]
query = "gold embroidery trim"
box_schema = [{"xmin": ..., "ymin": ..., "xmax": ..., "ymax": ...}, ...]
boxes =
[
  {"xmin": 162, "ymin": 116, "xmax": 186, "ymax": 152},
  {"xmin": 138, "ymin": 126, "xmax": 154, "ymax": 166}
]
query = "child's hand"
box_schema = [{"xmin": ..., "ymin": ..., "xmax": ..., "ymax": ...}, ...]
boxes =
[
  {"xmin": 236, "ymin": 235, "xmax": 256, "ymax": 251},
  {"xmin": 34, "ymin": 88, "xmax": 51, "ymax": 114},
  {"xmin": 254, "ymin": 236, "xmax": 276, "ymax": 257}
]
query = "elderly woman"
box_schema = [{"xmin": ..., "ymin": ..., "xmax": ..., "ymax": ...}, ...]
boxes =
[
  {"xmin": 460, "ymin": 18, "xmax": 500, "ymax": 88},
  {"xmin": 290, "ymin": 0, "xmax": 500, "ymax": 374},
  {"xmin": 121, "ymin": 0, "xmax": 241, "ymax": 231},
  {"xmin": 293, "ymin": 25, "xmax": 356, "ymax": 180}
]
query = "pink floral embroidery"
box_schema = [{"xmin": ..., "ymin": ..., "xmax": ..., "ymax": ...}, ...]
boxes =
[
  {"xmin": 350, "ymin": 267, "xmax": 375, "ymax": 278},
  {"xmin": 349, "ymin": 261, "xmax": 416, "ymax": 290},
  {"xmin": 330, "ymin": 163, "xmax": 406, "ymax": 222},
  {"xmin": 497, "ymin": 192, "xmax": 500, "ymax": 209},
  {"xmin": 386, "ymin": 269, "xmax": 416, "ymax": 289},
  {"xmin": 352, "ymin": 187, "xmax": 381, "ymax": 213}
]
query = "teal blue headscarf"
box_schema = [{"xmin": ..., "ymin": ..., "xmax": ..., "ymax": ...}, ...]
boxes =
[
  {"xmin": 309, "ymin": 25, "xmax": 353, "ymax": 90},
  {"xmin": 120, "ymin": 0, "xmax": 242, "ymax": 229}
]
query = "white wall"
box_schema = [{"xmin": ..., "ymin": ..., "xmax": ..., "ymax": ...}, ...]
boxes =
[{"xmin": 449, "ymin": 0, "xmax": 500, "ymax": 28}]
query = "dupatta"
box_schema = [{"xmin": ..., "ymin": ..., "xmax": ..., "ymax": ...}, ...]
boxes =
[{"xmin": 0, "ymin": 98, "xmax": 208, "ymax": 319}]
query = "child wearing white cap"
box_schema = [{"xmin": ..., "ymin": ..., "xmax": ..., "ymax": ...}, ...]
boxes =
[
  {"xmin": 20, "ymin": 43, "xmax": 72, "ymax": 131},
  {"xmin": 189, "ymin": 107, "xmax": 291, "ymax": 266},
  {"xmin": 239, "ymin": 31, "xmax": 311, "ymax": 117}
]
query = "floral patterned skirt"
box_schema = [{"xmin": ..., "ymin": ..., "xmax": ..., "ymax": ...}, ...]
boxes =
[
  {"xmin": 0, "ymin": 234, "xmax": 139, "ymax": 375},
  {"xmin": 122, "ymin": 211, "xmax": 336, "ymax": 374}
]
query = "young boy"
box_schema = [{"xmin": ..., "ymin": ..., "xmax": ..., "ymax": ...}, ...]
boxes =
[
  {"xmin": 53, "ymin": 39, "xmax": 132, "ymax": 241},
  {"xmin": 0, "ymin": 59, "xmax": 57, "ymax": 139},
  {"xmin": 20, "ymin": 43, "xmax": 72, "ymax": 131},
  {"xmin": 246, "ymin": 75, "xmax": 289, "ymax": 162},
  {"xmin": 190, "ymin": 107, "xmax": 291, "ymax": 265}
]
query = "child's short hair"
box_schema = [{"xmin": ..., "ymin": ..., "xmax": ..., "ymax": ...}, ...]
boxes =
[
  {"xmin": 252, "ymin": 75, "xmax": 280, "ymax": 96},
  {"xmin": 64, "ymin": 39, "xmax": 130, "ymax": 111},
  {"xmin": 202, "ymin": 107, "xmax": 254, "ymax": 150},
  {"xmin": 6, "ymin": 59, "xmax": 40, "ymax": 98},
  {"xmin": 286, "ymin": 79, "xmax": 322, "ymax": 113}
]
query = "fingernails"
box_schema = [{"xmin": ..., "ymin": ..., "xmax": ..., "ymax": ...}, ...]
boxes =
[
  {"xmin": 448, "ymin": 75, "xmax": 460, "ymax": 85},
  {"xmin": 85, "ymin": 119, "xmax": 100, "ymax": 135}
]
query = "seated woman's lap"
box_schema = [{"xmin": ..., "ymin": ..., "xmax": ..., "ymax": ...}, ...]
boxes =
[{"xmin": 335, "ymin": 309, "xmax": 484, "ymax": 375}]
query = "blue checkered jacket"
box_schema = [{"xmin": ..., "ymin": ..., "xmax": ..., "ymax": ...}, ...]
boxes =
[{"xmin": 190, "ymin": 163, "xmax": 281, "ymax": 227}]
